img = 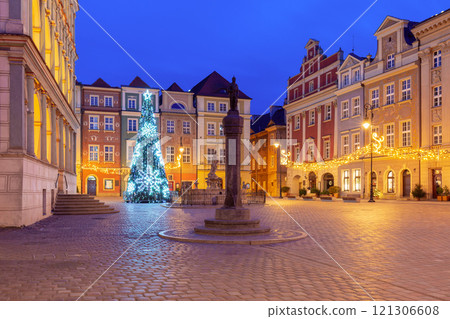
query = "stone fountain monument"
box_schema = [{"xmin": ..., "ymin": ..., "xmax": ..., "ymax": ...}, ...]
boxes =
[{"xmin": 194, "ymin": 77, "xmax": 270, "ymax": 235}]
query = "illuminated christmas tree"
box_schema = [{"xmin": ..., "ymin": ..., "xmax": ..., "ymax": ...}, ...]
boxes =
[{"xmin": 124, "ymin": 90, "xmax": 170, "ymax": 203}]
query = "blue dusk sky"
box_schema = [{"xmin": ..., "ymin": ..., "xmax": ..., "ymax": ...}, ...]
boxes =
[{"xmin": 75, "ymin": 0, "xmax": 448, "ymax": 114}]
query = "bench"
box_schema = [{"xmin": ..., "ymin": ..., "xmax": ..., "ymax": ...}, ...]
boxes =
[
  {"xmin": 302, "ymin": 196, "xmax": 315, "ymax": 200},
  {"xmin": 342, "ymin": 196, "xmax": 360, "ymax": 202},
  {"xmin": 286, "ymin": 194, "xmax": 297, "ymax": 199},
  {"xmin": 320, "ymin": 196, "xmax": 333, "ymax": 201}
]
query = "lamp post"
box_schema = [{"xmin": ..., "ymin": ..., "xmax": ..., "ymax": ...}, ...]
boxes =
[
  {"xmin": 179, "ymin": 137, "xmax": 184, "ymax": 193},
  {"xmin": 274, "ymin": 140, "xmax": 282, "ymax": 198},
  {"xmin": 363, "ymin": 103, "xmax": 375, "ymax": 203}
]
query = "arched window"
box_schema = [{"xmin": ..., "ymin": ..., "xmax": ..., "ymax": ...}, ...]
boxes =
[
  {"xmin": 387, "ymin": 171, "xmax": 395, "ymax": 193},
  {"xmin": 171, "ymin": 103, "xmax": 185, "ymax": 110}
]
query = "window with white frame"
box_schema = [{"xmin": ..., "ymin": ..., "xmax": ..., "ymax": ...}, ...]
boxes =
[
  {"xmin": 219, "ymin": 124, "xmax": 224, "ymax": 136},
  {"xmin": 293, "ymin": 89, "xmax": 299, "ymax": 99},
  {"xmin": 350, "ymin": 98, "xmax": 359, "ymax": 116},
  {"xmin": 433, "ymin": 86, "xmax": 442, "ymax": 107},
  {"xmin": 104, "ymin": 179, "xmax": 114, "ymax": 190},
  {"xmin": 433, "ymin": 125, "xmax": 442, "ymax": 145},
  {"xmin": 309, "ymin": 110, "xmax": 315, "ymax": 125},
  {"xmin": 343, "ymin": 73, "xmax": 350, "ymax": 87},
  {"xmin": 207, "ymin": 123, "xmax": 215, "ymax": 136},
  {"xmin": 326, "ymin": 72, "xmax": 331, "ymax": 84},
  {"xmin": 128, "ymin": 98, "xmax": 136, "ymax": 109},
  {"xmin": 90, "ymin": 95, "xmax": 98, "ymax": 106},
  {"xmin": 219, "ymin": 103, "xmax": 227, "ymax": 112},
  {"xmin": 342, "ymin": 170, "xmax": 350, "ymax": 191},
  {"xmin": 386, "ymin": 124, "xmax": 395, "ymax": 147},
  {"xmin": 104, "ymin": 116, "xmax": 114, "ymax": 131},
  {"xmin": 207, "ymin": 102, "xmax": 215, "ymax": 112},
  {"xmin": 342, "ymin": 135, "xmax": 349, "ymax": 155},
  {"xmin": 371, "ymin": 89, "xmax": 379, "ymax": 108},
  {"xmin": 89, "ymin": 145, "xmax": 98, "ymax": 161},
  {"xmin": 207, "ymin": 148, "xmax": 217, "ymax": 164},
  {"xmin": 323, "ymin": 140, "xmax": 330, "ymax": 159},
  {"xmin": 295, "ymin": 147, "xmax": 300, "ymax": 163},
  {"xmin": 183, "ymin": 147, "xmax": 191, "ymax": 163},
  {"xmin": 353, "ymin": 69, "xmax": 360, "ymax": 82},
  {"xmin": 386, "ymin": 84, "xmax": 395, "ymax": 105},
  {"xmin": 183, "ymin": 121, "xmax": 191, "ymax": 134},
  {"xmin": 402, "ymin": 121, "xmax": 411, "ymax": 147},
  {"xmin": 387, "ymin": 54, "xmax": 395, "ymax": 69},
  {"xmin": 104, "ymin": 146, "xmax": 114, "ymax": 162},
  {"xmin": 128, "ymin": 119, "xmax": 138, "ymax": 132},
  {"xmin": 324, "ymin": 105, "xmax": 332, "ymax": 121},
  {"xmin": 433, "ymin": 50, "xmax": 441, "ymax": 68},
  {"xmin": 387, "ymin": 171, "xmax": 395, "ymax": 193},
  {"xmin": 127, "ymin": 142, "xmax": 135, "ymax": 163},
  {"xmin": 401, "ymin": 79, "xmax": 411, "ymax": 101},
  {"xmin": 219, "ymin": 149, "xmax": 225, "ymax": 164},
  {"xmin": 342, "ymin": 101, "xmax": 349, "ymax": 119},
  {"xmin": 166, "ymin": 146, "xmax": 175, "ymax": 163},
  {"xmin": 354, "ymin": 169, "xmax": 361, "ymax": 191},
  {"xmin": 353, "ymin": 133, "xmax": 360, "ymax": 151},
  {"xmin": 308, "ymin": 144, "xmax": 314, "ymax": 162},
  {"xmin": 295, "ymin": 115, "xmax": 300, "ymax": 130},
  {"xmin": 89, "ymin": 116, "xmax": 99, "ymax": 130},
  {"xmin": 104, "ymin": 96, "xmax": 113, "ymax": 107},
  {"xmin": 309, "ymin": 81, "xmax": 314, "ymax": 92},
  {"xmin": 166, "ymin": 120, "xmax": 175, "ymax": 133}
]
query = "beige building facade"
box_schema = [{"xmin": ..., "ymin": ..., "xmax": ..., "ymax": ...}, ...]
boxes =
[{"xmin": 0, "ymin": 0, "xmax": 79, "ymax": 226}]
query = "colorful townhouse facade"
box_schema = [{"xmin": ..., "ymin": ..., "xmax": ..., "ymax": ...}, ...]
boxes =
[
  {"xmin": 250, "ymin": 106, "xmax": 287, "ymax": 197},
  {"xmin": 120, "ymin": 76, "xmax": 159, "ymax": 195},
  {"xmin": 159, "ymin": 83, "xmax": 196, "ymax": 191},
  {"xmin": 0, "ymin": 0, "xmax": 79, "ymax": 226},
  {"xmin": 78, "ymin": 79, "xmax": 122, "ymax": 197},
  {"xmin": 413, "ymin": 10, "xmax": 450, "ymax": 198},
  {"xmin": 283, "ymin": 10, "xmax": 449, "ymax": 200},
  {"xmin": 284, "ymin": 39, "xmax": 344, "ymax": 195},
  {"xmin": 191, "ymin": 71, "xmax": 252, "ymax": 190}
]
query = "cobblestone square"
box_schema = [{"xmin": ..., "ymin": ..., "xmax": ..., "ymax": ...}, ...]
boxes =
[{"xmin": 0, "ymin": 199, "xmax": 449, "ymax": 301}]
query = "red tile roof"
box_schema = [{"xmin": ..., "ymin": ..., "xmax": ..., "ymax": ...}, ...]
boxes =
[
  {"xmin": 128, "ymin": 76, "xmax": 151, "ymax": 88},
  {"xmin": 90, "ymin": 78, "xmax": 112, "ymax": 88},
  {"xmin": 166, "ymin": 82, "xmax": 184, "ymax": 92}
]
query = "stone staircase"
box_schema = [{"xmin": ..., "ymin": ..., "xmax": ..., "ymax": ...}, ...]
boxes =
[{"xmin": 52, "ymin": 194, "xmax": 119, "ymax": 215}]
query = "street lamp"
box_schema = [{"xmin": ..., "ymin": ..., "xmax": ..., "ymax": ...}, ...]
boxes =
[
  {"xmin": 363, "ymin": 103, "xmax": 375, "ymax": 203},
  {"xmin": 179, "ymin": 137, "xmax": 184, "ymax": 193},
  {"xmin": 274, "ymin": 140, "xmax": 282, "ymax": 198}
]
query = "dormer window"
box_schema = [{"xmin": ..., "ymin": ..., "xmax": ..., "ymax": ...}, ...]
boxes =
[
  {"xmin": 387, "ymin": 54, "xmax": 395, "ymax": 69},
  {"xmin": 343, "ymin": 74, "xmax": 350, "ymax": 87},
  {"xmin": 353, "ymin": 69, "xmax": 360, "ymax": 82}
]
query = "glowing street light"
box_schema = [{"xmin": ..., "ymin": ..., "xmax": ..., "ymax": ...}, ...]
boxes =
[{"xmin": 363, "ymin": 103, "xmax": 375, "ymax": 203}]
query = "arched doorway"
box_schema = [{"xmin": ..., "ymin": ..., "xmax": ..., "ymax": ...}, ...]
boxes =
[
  {"xmin": 322, "ymin": 173, "xmax": 334, "ymax": 191},
  {"xmin": 308, "ymin": 172, "xmax": 317, "ymax": 189},
  {"xmin": 402, "ymin": 170, "xmax": 411, "ymax": 197},
  {"xmin": 292, "ymin": 175, "xmax": 301, "ymax": 195},
  {"xmin": 87, "ymin": 176, "xmax": 97, "ymax": 196}
]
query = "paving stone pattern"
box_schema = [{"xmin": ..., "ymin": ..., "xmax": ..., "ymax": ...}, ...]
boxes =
[{"xmin": 0, "ymin": 198, "xmax": 449, "ymax": 301}]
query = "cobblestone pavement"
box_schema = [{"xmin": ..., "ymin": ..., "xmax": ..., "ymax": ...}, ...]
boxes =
[{"xmin": 0, "ymin": 198, "xmax": 449, "ymax": 301}]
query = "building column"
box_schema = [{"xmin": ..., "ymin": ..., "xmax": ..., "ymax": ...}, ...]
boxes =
[
  {"xmin": 72, "ymin": 131, "xmax": 77, "ymax": 173},
  {"xmin": 40, "ymin": 91, "xmax": 48, "ymax": 162},
  {"xmin": 26, "ymin": 72, "xmax": 36, "ymax": 156},
  {"xmin": 50, "ymin": 106, "xmax": 57, "ymax": 165},
  {"xmin": 8, "ymin": 59, "xmax": 26, "ymax": 152},
  {"xmin": 58, "ymin": 116, "xmax": 64, "ymax": 169},
  {"xmin": 64, "ymin": 122, "xmax": 70, "ymax": 170}
]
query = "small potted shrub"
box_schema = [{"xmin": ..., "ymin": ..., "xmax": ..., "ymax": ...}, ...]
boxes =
[
  {"xmin": 299, "ymin": 188, "xmax": 307, "ymax": 197},
  {"xmin": 373, "ymin": 188, "xmax": 382, "ymax": 199},
  {"xmin": 412, "ymin": 184, "xmax": 426, "ymax": 201},
  {"xmin": 442, "ymin": 186, "xmax": 450, "ymax": 201},
  {"xmin": 310, "ymin": 187, "xmax": 320, "ymax": 197},
  {"xmin": 281, "ymin": 186, "xmax": 290, "ymax": 197},
  {"xmin": 321, "ymin": 190, "xmax": 330, "ymax": 195},
  {"xmin": 436, "ymin": 186, "xmax": 444, "ymax": 201},
  {"xmin": 328, "ymin": 186, "xmax": 340, "ymax": 198}
]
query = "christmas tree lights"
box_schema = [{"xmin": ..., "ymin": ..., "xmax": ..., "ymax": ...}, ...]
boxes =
[{"xmin": 124, "ymin": 90, "xmax": 170, "ymax": 203}]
